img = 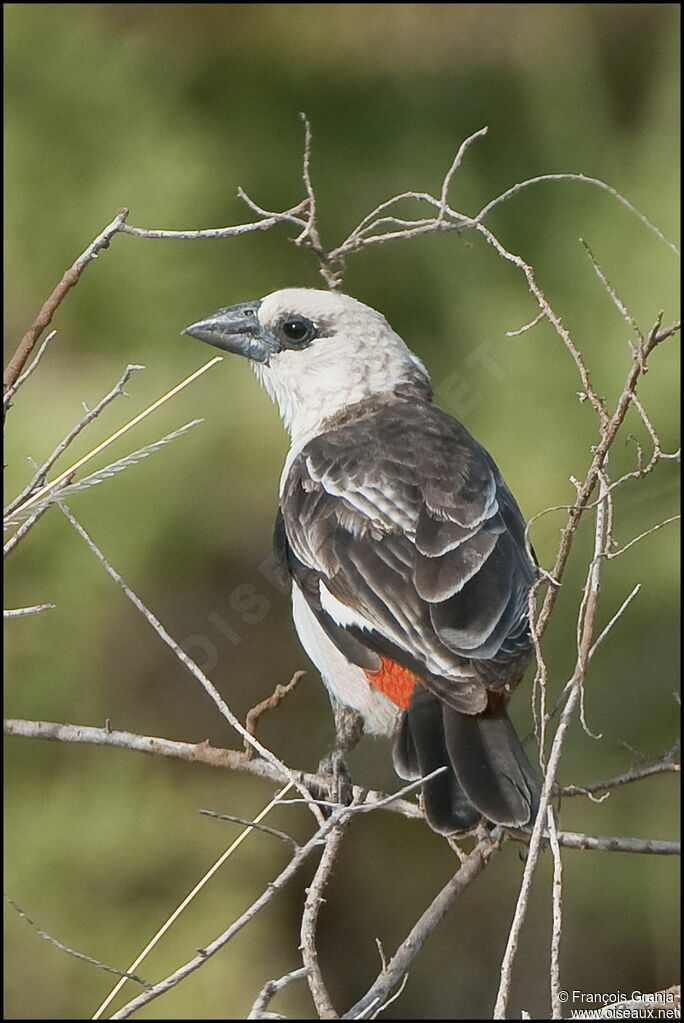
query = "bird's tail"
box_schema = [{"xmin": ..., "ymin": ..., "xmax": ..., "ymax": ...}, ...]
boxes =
[{"xmin": 393, "ymin": 687, "xmax": 539, "ymax": 834}]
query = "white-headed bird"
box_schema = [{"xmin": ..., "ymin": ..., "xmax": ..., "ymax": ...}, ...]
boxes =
[{"xmin": 184, "ymin": 289, "xmax": 539, "ymax": 834}]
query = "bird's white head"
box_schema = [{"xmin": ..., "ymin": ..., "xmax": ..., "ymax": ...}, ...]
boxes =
[{"xmin": 183, "ymin": 288, "xmax": 430, "ymax": 450}]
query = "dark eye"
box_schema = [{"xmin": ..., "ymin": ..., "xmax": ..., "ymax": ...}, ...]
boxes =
[{"xmin": 280, "ymin": 316, "xmax": 314, "ymax": 345}]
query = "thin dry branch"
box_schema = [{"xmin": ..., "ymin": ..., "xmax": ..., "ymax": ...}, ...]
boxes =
[
  {"xmin": 494, "ymin": 473, "xmax": 610, "ymax": 1019},
  {"xmin": 200, "ymin": 809, "xmax": 300, "ymax": 851},
  {"xmin": 560, "ymin": 747, "xmax": 680, "ymax": 798},
  {"xmin": 342, "ymin": 827, "xmax": 504, "ymax": 1019},
  {"xmin": 3, "ymin": 209, "xmax": 130, "ymax": 395},
  {"xmin": 4, "ymin": 363, "xmax": 145, "ymax": 518},
  {"xmin": 248, "ymin": 966, "xmax": 311, "ymax": 1019},
  {"xmin": 2, "ymin": 717, "xmax": 424, "ymax": 823},
  {"xmin": 3, "ymin": 505, "xmax": 51, "ymax": 558},
  {"xmin": 4, "ymin": 603, "xmax": 55, "ymax": 617},
  {"xmin": 59, "ymin": 506, "xmax": 325, "ymax": 825},
  {"xmin": 5, "ymin": 358, "xmax": 220, "ymax": 527},
  {"xmin": 245, "ymin": 671, "xmax": 306, "ymax": 756},
  {"xmin": 506, "ymin": 827, "xmax": 679, "ymax": 857},
  {"xmin": 108, "ymin": 800, "xmax": 368, "ymax": 1019},
  {"xmin": 301, "ymin": 803, "xmax": 357, "ymax": 1018},
  {"xmin": 3, "ymin": 329, "xmax": 57, "ymax": 411},
  {"xmin": 547, "ymin": 810, "xmax": 563, "ymax": 1019},
  {"xmin": 474, "ymin": 174, "xmax": 679, "ymax": 255},
  {"xmin": 5, "ymin": 897, "xmax": 150, "ymax": 988},
  {"xmin": 533, "ymin": 316, "xmax": 679, "ymax": 642},
  {"xmin": 119, "ymin": 200, "xmax": 309, "ymax": 240}
]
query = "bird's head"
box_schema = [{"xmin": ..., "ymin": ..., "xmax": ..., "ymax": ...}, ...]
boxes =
[{"xmin": 183, "ymin": 288, "xmax": 430, "ymax": 446}]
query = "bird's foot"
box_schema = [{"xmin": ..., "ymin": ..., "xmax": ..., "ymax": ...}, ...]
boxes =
[{"xmin": 316, "ymin": 748, "xmax": 354, "ymax": 811}]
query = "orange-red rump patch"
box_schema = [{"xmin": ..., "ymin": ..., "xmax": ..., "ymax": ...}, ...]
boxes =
[{"xmin": 364, "ymin": 656, "xmax": 418, "ymax": 709}]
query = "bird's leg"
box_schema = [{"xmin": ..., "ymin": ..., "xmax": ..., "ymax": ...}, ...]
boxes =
[{"xmin": 316, "ymin": 698, "xmax": 364, "ymax": 810}]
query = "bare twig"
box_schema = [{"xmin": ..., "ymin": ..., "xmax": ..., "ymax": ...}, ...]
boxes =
[
  {"xmin": 6, "ymin": 359, "xmax": 221, "ymax": 526},
  {"xmin": 5, "ymin": 363, "xmax": 146, "ymax": 518},
  {"xmin": 607, "ymin": 514, "xmax": 680, "ymax": 559},
  {"xmin": 119, "ymin": 200, "xmax": 310, "ymax": 240},
  {"xmin": 532, "ymin": 317, "xmax": 679, "ymax": 642},
  {"xmin": 474, "ymin": 173, "xmax": 679, "ymax": 255},
  {"xmin": 547, "ymin": 810, "xmax": 563, "ymax": 1019},
  {"xmin": 505, "ymin": 827, "xmax": 680, "ymax": 856},
  {"xmin": 59, "ymin": 506, "xmax": 325, "ymax": 826},
  {"xmin": 580, "ymin": 239, "xmax": 644, "ymax": 345},
  {"xmin": 3, "ymin": 329, "xmax": 57, "ymax": 411},
  {"xmin": 2, "ymin": 718, "xmax": 425, "ymax": 823},
  {"xmin": 108, "ymin": 801, "xmax": 362, "ymax": 1019},
  {"xmin": 494, "ymin": 472, "xmax": 610, "ymax": 1019},
  {"xmin": 586, "ymin": 584, "xmax": 641, "ymax": 661},
  {"xmin": 93, "ymin": 782, "xmax": 295, "ymax": 1019},
  {"xmin": 200, "ymin": 809, "xmax": 300, "ymax": 851},
  {"xmin": 4, "ymin": 603, "xmax": 55, "ymax": 617},
  {"xmin": 4, "ymin": 505, "xmax": 51, "ymax": 558},
  {"xmin": 5, "ymin": 897, "xmax": 150, "ymax": 987},
  {"xmin": 342, "ymin": 827, "xmax": 504, "ymax": 1019},
  {"xmin": 506, "ymin": 311, "xmax": 545, "ymax": 337},
  {"xmin": 438, "ymin": 126, "xmax": 490, "ymax": 217},
  {"xmin": 4, "ymin": 209, "xmax": 130, "ymax": 395},
  {"xmin": 248, "ymin": 966, "xmax": 311, "ymax": 1019},
  {"xmin": 245, "ymin": 671, "xmax": 306, "ymax": 756},
  {"xmin": 560, "ymin": 746, "xmax": 680, "ymax": 797},
  {"xmin": 301, "ymin": 805, "xmax": 355, "ymax": 1018},
  {"xmin": 355, "ymin": 973, "xmax": 410, "ymax": 1019}
]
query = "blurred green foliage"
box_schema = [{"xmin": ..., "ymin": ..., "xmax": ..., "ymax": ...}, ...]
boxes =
[{"xmin": 4, "ymin": 4, "xmax": 680, "ymax": 1019}]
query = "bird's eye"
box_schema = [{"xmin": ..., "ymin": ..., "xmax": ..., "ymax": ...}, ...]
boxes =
[{"xmin": 280, "ymin": 317, "xmax": 314, "ymax": 345}]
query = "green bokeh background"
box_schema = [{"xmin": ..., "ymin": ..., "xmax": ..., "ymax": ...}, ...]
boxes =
[{"xmin": 4, "ymin": 4, "xmax": 680, "ymax": 1019}]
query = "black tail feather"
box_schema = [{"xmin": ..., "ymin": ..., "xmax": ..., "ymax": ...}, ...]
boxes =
[
  {"xmin": 394, "ymin": 688, "xmax": 539, "ymax": 833},
  {"xmin": 393, "ymin": 688, "xmax": 481, "ymax": 834},
  {"xmin": 443, "ymin": 701, "xmax": 539, "ymax": 827}
]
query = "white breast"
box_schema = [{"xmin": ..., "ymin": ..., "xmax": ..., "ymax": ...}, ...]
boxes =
[{"xmin": 291, "ymin": 583, "xmax": 402, "ymax": 737}]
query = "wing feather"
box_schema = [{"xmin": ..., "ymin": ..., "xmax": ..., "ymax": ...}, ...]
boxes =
[{"xmin": 277, "ymin": 389, "xmax": 535, "ymax": 711}]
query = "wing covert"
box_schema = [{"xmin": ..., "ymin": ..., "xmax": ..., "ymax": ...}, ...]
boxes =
[{"xmin": 277, "ymin": 389, "xmax": 535, "ymax": 708}]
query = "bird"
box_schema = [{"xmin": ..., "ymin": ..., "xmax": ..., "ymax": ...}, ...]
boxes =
[{"xmin": 183, "ymin": 288, "xmax": 540, "ymax": 834}]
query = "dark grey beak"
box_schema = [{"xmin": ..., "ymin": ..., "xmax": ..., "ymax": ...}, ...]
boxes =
[{"xmin": 182, "ymin": 300, "xmax": 272, "ymax": 364}]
